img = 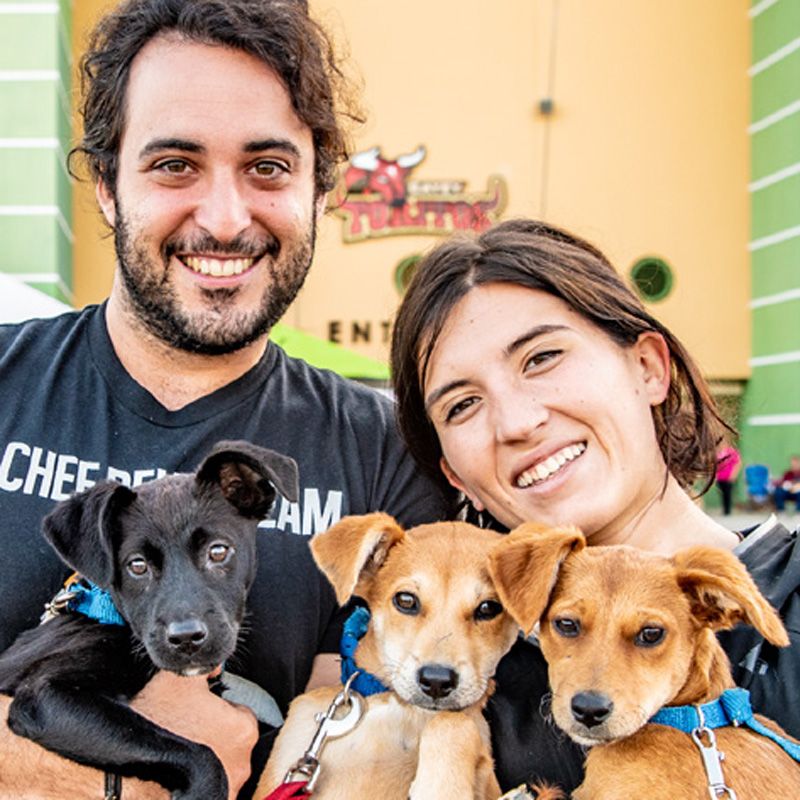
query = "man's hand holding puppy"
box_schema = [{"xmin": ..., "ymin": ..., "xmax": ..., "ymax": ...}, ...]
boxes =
[{"xmin": 0, "ymin": 679, "xmax": 256, "ymax": 800}]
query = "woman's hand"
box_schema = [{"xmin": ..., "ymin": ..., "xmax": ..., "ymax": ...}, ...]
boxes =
[{"xmin": 132, "ymin": 670, "xmax": 259, "ymax": 800}]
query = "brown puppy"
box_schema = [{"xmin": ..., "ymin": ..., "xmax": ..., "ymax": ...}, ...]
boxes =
[
  {"xmin": 489, "ymin": 526, "xmax": 800, "ymax": 799},
  {"xmin": 257, "ymin": 513, "xmax": 526, "ymax": 800}
]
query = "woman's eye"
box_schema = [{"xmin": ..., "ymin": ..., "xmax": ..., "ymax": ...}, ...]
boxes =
[
  {"xmin": 635, "ymin": 626, "xmax": 665, "ymax": 647},
  {"xmin": 208, "ymin": 543, "xmax": 231, "ymax": 564},
  {"xmin": 445, "ymin": 396, "xmax": 478, "ymax": 422},
  {"xmin": 553, "ymin": 617, "xmax": 580, "ymax": 637},
  {"xmin": 525, "ymin": 349, "xmax": 562, "ymax": 370},
  {"xmin": 474, "ymin": 599, "xmax": 503, "ymax": 621},
  {"xmin": 127, "ymin": 557, "xmax": 148, "ymax": 577},
  {"xmin": 393, "ymin": 591, "xmax": 421, "ymax": 615}
]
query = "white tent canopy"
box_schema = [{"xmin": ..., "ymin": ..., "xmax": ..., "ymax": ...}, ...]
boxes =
[{"xmin": 0, "ymin": 273, "xmax": 72, "ymax": 324}]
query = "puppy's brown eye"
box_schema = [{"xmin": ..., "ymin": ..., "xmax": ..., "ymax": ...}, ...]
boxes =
[
  {"xmin": 208, "ymin": 543, "xmax": 231, "ymax": 564},
  {"xmin": 393, "ymin": 592, "xmax": 420, "ymax": 615},
  {"xmin": 553, "ymin": 617, "xmax": 580, "ymax": 637},
  {"xmin": 127, "ymin": 557, "xmax": 148, "ymax": 577},
  {"xmin": 635, "ymin": 626, "xmax": 665, "ymax": 647},
  {"xmin": 474, "ymin": 600, "xmax": 503, "ymax": 621}
]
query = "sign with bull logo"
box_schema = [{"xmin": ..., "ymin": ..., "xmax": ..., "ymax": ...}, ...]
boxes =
[{"xmin": 334, "ymin": 145, "xmax": 507, "ymax": 243}]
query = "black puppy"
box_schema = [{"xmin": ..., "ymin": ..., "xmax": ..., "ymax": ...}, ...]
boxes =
[{"xmin": 0, "ymin": 440, "xmax": 298, "ymax": 799}]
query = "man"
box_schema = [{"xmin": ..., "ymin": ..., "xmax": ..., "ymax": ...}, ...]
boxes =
[{"xmin": 0, "ymin": 1, "xmax": 449, "ymax": 797}]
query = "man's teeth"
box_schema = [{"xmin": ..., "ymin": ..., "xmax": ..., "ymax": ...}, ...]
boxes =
[
  {"xmin": 516, "ymin": 443, "xmax": 586, "ymax": 488},
  {"xmin": 183, "ymin": 256, "xmax": 254, "ymax": 277}
]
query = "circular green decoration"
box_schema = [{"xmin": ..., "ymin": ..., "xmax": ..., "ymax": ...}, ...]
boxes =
[
  {"xmin": 630, "ymin": 256, "xmax": 673, "ymax": 303},
  {"xmin": 394, "ymin": 254, "xmax": 422, "ymax": 294}
]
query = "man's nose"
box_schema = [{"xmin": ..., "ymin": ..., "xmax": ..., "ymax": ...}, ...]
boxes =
[
  {"xmin": 193, "ymin": 172, "xmax": 252, "ymax": 242},
  {"xmin": 493, "ymin": 391, "xmax": 548, "ymax": 442}
]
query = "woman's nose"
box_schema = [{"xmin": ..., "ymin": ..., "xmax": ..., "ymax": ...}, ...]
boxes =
[
  {"xmin": 493, "ymin": 391, "xmax": 548, "ymax": 442},
  {"xmin": 193, "ymin": 173, "xmax": 252, "ymax": 242}
]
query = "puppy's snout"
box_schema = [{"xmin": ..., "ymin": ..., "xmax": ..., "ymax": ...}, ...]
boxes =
[
  {"xmin": 166, "ymin": 618, "xmax": 209, "ymax": 650},
  {"xmin": 571, "ymin": 691, "xmax": 614, "ymax": 728},
  {"xmin": 417, "ymin": 664, "xmax": 459, "ymax": 699}
]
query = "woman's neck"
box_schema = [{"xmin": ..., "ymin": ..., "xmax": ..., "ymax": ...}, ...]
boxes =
[{"xmin": 587, "ymin": 476, "xmax": 740, "ymax": 556}]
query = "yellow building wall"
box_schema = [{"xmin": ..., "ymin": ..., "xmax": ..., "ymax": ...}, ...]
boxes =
[{"xmin": 71, "ymin": 0, "xmax": 750, "ymax": 379}]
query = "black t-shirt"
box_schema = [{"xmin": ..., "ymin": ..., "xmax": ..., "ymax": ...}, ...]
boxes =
[{"xmin": 0, "ymin": 304, "xmax": 450, "ymax": 713}]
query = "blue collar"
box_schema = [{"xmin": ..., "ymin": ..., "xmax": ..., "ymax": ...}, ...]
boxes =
[
  {"xmin": 45, "ymin": 576, "xmax": 126, "ymax": 626},
  {"xmin": 650, "ymin": 687, "xmax": 800, "ymax": 762},
  {"xmin": 339, "ymin": 607, "xmax": 388, "ymax": 696}
]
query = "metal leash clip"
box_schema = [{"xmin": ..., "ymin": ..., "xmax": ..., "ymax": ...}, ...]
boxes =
[
  {"xmin": 39, "ymin": 585, "xmax": 78, "ymax": 624},
  {"xmin": 690, "ymin": 704, "xmax": 738, "ymax": 800},
  {"xmin": 283, "ymin": 671, "xmax": 364, "ymax": 793}
]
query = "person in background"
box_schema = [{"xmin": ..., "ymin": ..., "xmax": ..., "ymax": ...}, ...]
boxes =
[
  {"xmin": 390, "ymin": 218, "xmax": 800, "ymax": 794},
  {"xmin": 0, "ymin": 2, "xmax": 449, "ymax": 797},
  {"xmin": 774, "ymin": 455, "xmax": 800, "ymax": 513},
  {"xmin": 715, "ymin": 442, "xmax": 741, "ymax": 515}
]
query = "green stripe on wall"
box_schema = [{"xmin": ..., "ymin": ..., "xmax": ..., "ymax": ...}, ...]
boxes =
[
  {"xmin": 752, "ymin": 237, "xmax": 800, "ymax": 297},
  {"xmin": 752, "ymin": 112, "xmax": 800, "ymax": 180},
  {"xmin": 0, "ymin": 149, "xmax": 68, "ymax": 207},
  {"xmin": 743, "ymin": 365, "xmax": 800, "ymax": 418},
  {"xmin": 751, "ymin": 48, "xmax": 800, "ymax": 123},
  {"xmin": 0, "ymin": 14, "xmax": 60, "ymax": 70},
  {"xmin": 752, "ymin": 299, "xmax": 800, "ymax": 355},
  {"xmin": 752, "ymin": 172, "xmax": 800, "ymax": 237},
  {"xmin": 752, "ymin": 2, "xmax": 800, "ymax": 64},
  {"xmin": 0, "ymin": 215, "xmax": 71, "ymax": 282}
]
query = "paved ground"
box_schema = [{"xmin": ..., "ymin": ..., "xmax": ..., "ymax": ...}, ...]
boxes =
[{"xmin": 707, "ymin": 507, "xmax": 798, "ymax": 533}]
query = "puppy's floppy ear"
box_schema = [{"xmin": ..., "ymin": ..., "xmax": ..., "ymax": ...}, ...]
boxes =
[
  {"xmin": 196, "ymin": 440, "xmax": 299, "ymax": 519},
  {"xmin": 674, "ymin": 546, "xmax": 789, "ymax": 646},
  {"xmin": 42, "ymin": 481, "xmax": 136, "ymax": 588},
  {"xmin": 311, "ymin": 513, "xmax": 404, "ymax": 605},
  {"xmin": 489, "ymin": 524, "xmax": 585, "ymax": 635}
]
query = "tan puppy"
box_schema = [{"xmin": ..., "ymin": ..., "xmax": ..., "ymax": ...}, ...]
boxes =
[
  {"xmin": 489, "ymin": 526, "xmax": 800, "ymax": 799},
  {"xmin": 256, "ymin": 513, "xmax": 525, "ymax": 800}
]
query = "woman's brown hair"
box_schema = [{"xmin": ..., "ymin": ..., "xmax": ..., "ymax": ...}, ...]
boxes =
[{"xmin": 391, "ymin": 219, "xmax": 731, "ymax": 501}]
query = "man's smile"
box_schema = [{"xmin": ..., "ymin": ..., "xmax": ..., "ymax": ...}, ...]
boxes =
[{"xmin": 180, "ymin": 255, "xmax": 256, "ymax": 277}]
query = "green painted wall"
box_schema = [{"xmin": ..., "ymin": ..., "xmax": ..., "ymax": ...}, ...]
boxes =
[
  {"xmin": 742, "ymin": 0, "xmax": 800, "ymax": 485},
  {"xmin": 0, "ymin": 2, "xmax": 72, "ymax": 302}
]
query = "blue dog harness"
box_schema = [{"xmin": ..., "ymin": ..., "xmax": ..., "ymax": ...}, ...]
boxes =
[
  {"xmin": 339, "ymin": 606, "xmax": 388, "ymax": 696},
  {"xmin": 649, "ymin": 688, "xmax": 800, "ymax": 798},
  {"xmin": 40, "ymin": 574, "xmax": 125, "ymax": 626}
]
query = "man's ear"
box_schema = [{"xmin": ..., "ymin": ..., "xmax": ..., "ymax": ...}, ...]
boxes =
[
  {"xmin": 632, "ymin": 331, "xmax": 670, "ymax": 406},
  {"xmin": 95, "ymin": 177, "xmax": 116, "ymax": 227},
  {"xmin": 440, "ymin": 456, "xmax": 485, "ymax": 512}
]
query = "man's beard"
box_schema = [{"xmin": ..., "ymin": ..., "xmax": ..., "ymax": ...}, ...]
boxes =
[{"xmin": 113, "ymin": 206, "xmax": 316, "ymax": 356}]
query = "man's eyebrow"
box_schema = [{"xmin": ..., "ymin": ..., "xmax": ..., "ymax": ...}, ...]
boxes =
[
  {"xmin": 243, "ymin": 138, "xmax": 302, "ymax": 159},
  {"xmin": 424, "ymin": 379, "xmax": 469, "ymax": 413},
  {"xmin": 138, "ymin": 138, "xmax": 204, "ymax": 159},
  {"xmin": 504, "ymin": 324, "xmax": 568, "ymax": 357}
]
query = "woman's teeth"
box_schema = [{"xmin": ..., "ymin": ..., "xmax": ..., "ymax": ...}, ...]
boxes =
[
  {"xmin": 183, "ymin": 256, "xmax": 254, "ymax": 277},
  {"xmin": 516, "ymin": 442, "xmax": 586, "ymax": 488}
]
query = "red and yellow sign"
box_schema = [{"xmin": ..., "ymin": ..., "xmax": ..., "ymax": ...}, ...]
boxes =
[{"xmin": 334, "ymin": 146, "xmax": 507, "ymax": 242}]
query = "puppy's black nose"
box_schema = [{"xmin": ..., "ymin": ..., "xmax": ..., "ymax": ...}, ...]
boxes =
[
  {"xmin": 418, "ymin": 664, "xmax": 459, "ymax": 699},
  {"xmin": 166, "ymin": 619, "xmax": 208, "ymax": 650},
  {"xmin": 571, "ymin": 691, "xmax": 613, "ymax": 728}
]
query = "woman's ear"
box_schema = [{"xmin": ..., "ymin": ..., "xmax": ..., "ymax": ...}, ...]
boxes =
[
  {"xmin": 440, "ymin": 456, "xmax": 485, "ymax": 511},
  {"xmin": 95, "ymin": 177, "xmax": 116, "ymax": 227},
  {"xmin": 633, "ymin": 331, "xmax": 670, "ymax": 406}
]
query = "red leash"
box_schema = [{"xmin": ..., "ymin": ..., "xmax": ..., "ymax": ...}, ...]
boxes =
[
  {"xmin": 262, "ymin": 780, "xmax": 312, "ymax": 799},
  {"xmin": 260, "ymin": 674, "xmax": 365, "ymax": 800}
]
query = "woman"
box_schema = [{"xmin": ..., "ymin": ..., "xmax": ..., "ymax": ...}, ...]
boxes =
[{"xmin": 390, "ymin": 219, "xmax": 800, "ymax": 792}]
